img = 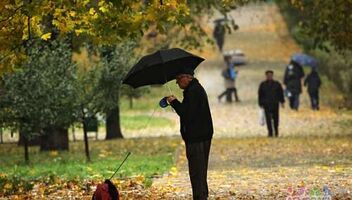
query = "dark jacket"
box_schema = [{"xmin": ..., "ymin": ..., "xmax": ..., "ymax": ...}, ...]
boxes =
[
  {"xmin": 170, "ymin": 78, "xmax": 213, "ymax": 144},
  {"xmin": 258, "ymin": 80, "xmax": 285, "ymax": 110},
  {"xmin": 284, "ymin": 61, "xmax": 305, "ymax": 94},
  {"xmin": 304, "ymin": 71, "xmax": 321, "ymax": 93}
]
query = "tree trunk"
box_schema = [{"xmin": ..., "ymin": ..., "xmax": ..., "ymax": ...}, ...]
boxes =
[
  {"xmin": 40, "ymin": 126, "xmax": 69, "ymax": 151},
  {"xmin": 72, "ymin": 126, "xmax": 76, "ymax": 142},
  {"xmin": 24, "ymin": 135, "xmax": 29, "ymax": 164},
  {"xmin": 82, "ymin": 121, "xmax": 91, "ymax": 162},
  {"xmin": 105, "ymin": 106, "xmax": 123, "ymax": 139}
]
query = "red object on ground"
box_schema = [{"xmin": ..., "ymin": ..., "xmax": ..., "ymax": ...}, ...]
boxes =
[
  {"xmin": 93, "ymin": 183, "xmax": 111, "ymax": 200},
  {"xmin": 93, "ymin": 180, "xmax": 119, "ymax": 200}
]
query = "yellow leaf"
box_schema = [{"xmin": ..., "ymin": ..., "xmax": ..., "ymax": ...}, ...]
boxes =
[
  {"xmin": 83, "ymin": 0, "xmax": 90, "ymax": 6},
  {"xmin": 89, "ymin": 8, "xmax": 96, "ymax": 15},
  {"xmin": 0, "ymin": 172, "xmax": 7, "ymax": 178},
  {"xmin": 4, "ymin": 183, "xmax": 12, "ymax": 190},
  {"xmin": 75, "ymin": 29, "xmax": 84, "ymax": 36},
  {"xmin": 169, "ymin": 166, "xmax": 178, "ymax": 176},
  {"xmin": 69, "ymin": 11, "xmax": 76, "ymax": 17},
  {"xmin": 41, "ymin": 33, "xmax": 52, "ymax": 41},
  {"xmin": 135, "ymin": 175, "xmax": 145, "ymax": 184},
  {"xmin": 99, "ymin": 6, "xmax": 109, "ymax": 13},
  {"xmin": 49, "ymin": 150, "xmax": 58, "ymax": 156}
]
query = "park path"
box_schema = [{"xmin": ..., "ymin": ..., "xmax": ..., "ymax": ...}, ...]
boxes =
[{"xmin": 151, "ymin": 3, "xmax": 352, "ymax": 199}]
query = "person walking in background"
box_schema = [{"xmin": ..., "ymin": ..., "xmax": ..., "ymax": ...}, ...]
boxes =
[
  {"xmin": 167, "ymin": 68, "xmax": 213, "ymax": 200},
  {"xmin": 258, "ymin": 70, "xmax": 285, "ymax": 137},
  {"xmin": 213, "ymin": 20, "xmax": 225, "ymax": 52},
  {"xmin": 304, "ymin": 69, "xmax": 322, "ymax": 110},
  {"xmin": 284, "ymin": 60, "xmax": 305, "ymax": 110},
  {"xmin": 218, "ymin": 55, "xmax": 240, "ymax": 103}
]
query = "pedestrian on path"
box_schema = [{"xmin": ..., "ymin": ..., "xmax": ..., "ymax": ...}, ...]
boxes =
[
  {"xmin": 218, "ymin": 55, "xmax": 240, "ymax": 103},
  {"xmin": 213, "ymin": 20, "xmax": 225, "ymax": 52},
  {"xmin": 283, "ymin": 60, "xmax": 304, "ymax": 111},
  {"xmin": 167, "ymin": 68, "xmax": 213, "ymax": 200},
  {"xmin": 304, "ymin": 69, "xmax": 322, "ymax": 110},
  {"xmin": 258, "ymin": 70, "xmax": 285, "ymax": 137}
]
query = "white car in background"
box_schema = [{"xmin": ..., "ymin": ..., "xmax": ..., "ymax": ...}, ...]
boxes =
[{"xmin": 224, "ymin": 49, "xmax": 247, "ymax": 66}]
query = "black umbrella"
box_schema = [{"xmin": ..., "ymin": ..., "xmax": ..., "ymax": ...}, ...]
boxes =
[{"xmin": 122, "ymin": 48, "xmax": 204, "ymax": 88}]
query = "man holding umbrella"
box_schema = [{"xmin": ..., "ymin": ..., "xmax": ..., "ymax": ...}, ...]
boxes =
[
  {"xmin": 167, "ymin": 68, "xmax": 213, "ymax": 200},
  {"xmin": 123, "ymin": 48, "xmax": 213, "ymax": 199}
]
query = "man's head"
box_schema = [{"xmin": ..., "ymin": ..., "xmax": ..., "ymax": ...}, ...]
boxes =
[
  {"xmin": 176, "ymin": 68, "xmax": 194, "ymax": 89},
  {"xmin": 265, "ymin": 70, "xmax": 274, "ymax": 81},
  {"xmin": 176, "ymin": 74, "xmax": 193, "ymax": 89}
]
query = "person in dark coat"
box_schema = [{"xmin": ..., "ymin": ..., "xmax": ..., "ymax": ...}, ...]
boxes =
[
  {"xmin": 304, "ymin": 69, "xmax": 322, "ymax": 110},
  {"xmin": 258, "ymin": 70, "xmax": 285, "ymax": 137},
  {"xmin": 284, "ymin": 60, "xmax": 304, "ymax": 110},
  {"xmin": 167, "ymin": 68, "xmax": 213, "ymax": 200},
  {"xmin": 213, "ymin": 21, "xmax": 225, "ymax": 52}
]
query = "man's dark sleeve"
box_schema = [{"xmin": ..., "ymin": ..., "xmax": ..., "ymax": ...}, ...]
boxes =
[
  {"xmin": 170, "ymin": 99, "xmax": 184, "ymax": 117},
  {"xmin": 278, "ymin": 83, "xmax": 285, "ymax": 104},
  {"xmin": 283, "ymin": 68, "xmax": 288, "ymax": 85},
  {"xmin": 258, "ymin": 83, "xmax": 264, "ymax": 107},
  {"xmin": 318, "ymin": 74, "xmax": 322, "ymax": 88},
  {"xmin": 170, "ymin": 89, "xmax": 200, "ymax": 122}
]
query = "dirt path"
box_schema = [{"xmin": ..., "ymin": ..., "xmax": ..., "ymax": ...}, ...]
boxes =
[{"xmin": 151, "ymin": 3, "xmax": 352, "ymax": 199}]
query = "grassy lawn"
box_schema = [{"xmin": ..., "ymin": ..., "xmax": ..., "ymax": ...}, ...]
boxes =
[
  {"xmin": 0, "ymin": 137, "xmax": 181, "ymax": 196},
  {"xmin": 121, "ymin": 115, "xmax": 174, "ymax": 130}
]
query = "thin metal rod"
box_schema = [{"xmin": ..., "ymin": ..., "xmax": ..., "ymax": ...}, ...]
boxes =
[
  {"xmin": 165, "ymin": 83, "xmax": 172, "ymax": 95},
  {"xmin": 109, "ymin": 152, "xmax": 131, "ymax": 180}
]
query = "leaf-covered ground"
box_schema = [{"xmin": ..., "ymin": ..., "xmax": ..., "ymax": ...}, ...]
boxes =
[
  {"xmin": 0, "ymin": 137, "xmax": 180, "ymax": 199},
  {"xmin": 152, "ymin": 137, "xmax": 352, "ymax": 199}
]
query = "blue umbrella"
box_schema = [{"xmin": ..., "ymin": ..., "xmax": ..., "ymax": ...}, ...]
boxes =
[{"xmin": 291, "ymin": 53, "xmax": 318, "ymax": 69}]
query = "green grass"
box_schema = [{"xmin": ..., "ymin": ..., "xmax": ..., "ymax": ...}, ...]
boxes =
[
  {"xmin": 121, "ymin": 115, "xmax": 174, "ymax": 130},
  {"xmin": 0, "ymin": 137, "xmax": 181, "ymax": 194}
]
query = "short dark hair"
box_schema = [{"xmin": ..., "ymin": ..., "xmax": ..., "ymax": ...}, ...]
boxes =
[
  {"xmin": 178, "ymin": 67, "xmax": 194, "ymax": 76},
  {"xmin": 265, "ymin": 70, "xmax": 274, "ymax": 75}
]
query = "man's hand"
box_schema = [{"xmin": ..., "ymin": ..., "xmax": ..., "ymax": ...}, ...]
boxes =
[{"xmin": 167, "ymin": 95, "xmax": 176, "ymax": 103}]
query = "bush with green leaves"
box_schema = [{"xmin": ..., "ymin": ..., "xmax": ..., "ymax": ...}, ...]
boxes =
[
  {"xmin": 0, "ymin": 40, "xmax": 78, "ymax": 139},
  {"xmin": 313, "ymin": 48, "xmax": 352, "ymax": 106},
  {"xmin": 94, "ymin": 42, "xmax": 138, "ymax": 113}
]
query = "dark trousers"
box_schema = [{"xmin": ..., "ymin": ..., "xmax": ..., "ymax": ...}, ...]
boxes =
[
  {"xmin": 218, "ymin": 87, "xmax": 239, "ymax": 102},
  {"xmin": 264, "ymin": 107, "xmax": 279, "ymax": 137},
  {"xmin": 185, "ymin": 140, "xmax": 211, "ymax": 200},
  {"xmin": 288, "ymin": 94, "xmax": 300, "ymax": 110},
  {"xmin": 309, "ymin": 90, "xmax": 319, "ymax": 110}
]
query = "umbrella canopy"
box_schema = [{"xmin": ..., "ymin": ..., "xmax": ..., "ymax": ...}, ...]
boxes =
[
  {"xmin": 213, "ymin": 18, "xmax": 228, "ymax": 24},
  {"xmin": 291, "ymin": 53, "xmax": 318, "ymax": 68},
  {"xmin": 123, "ymin": 48, "xmax": 204, "ymax": 88}
]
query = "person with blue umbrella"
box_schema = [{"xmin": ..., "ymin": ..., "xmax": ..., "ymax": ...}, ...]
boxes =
[
  {"xmin": 291, "ymin": 53, "xmax": 318, "ymax": 69},
  {"xmin": 283, "ymin": 60, "xmax": 305, "ymax": 111}
]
